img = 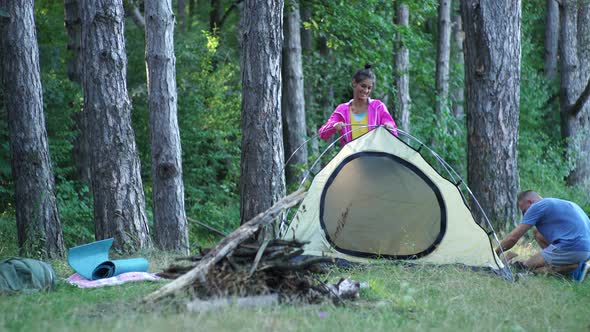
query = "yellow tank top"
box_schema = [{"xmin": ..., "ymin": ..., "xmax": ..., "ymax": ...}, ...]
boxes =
[{"xmin": 350, "ymin": 107, "xmax": 369, "ymax": 140}]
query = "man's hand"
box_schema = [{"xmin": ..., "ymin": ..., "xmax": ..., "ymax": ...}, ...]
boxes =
[
  {"xmin": 496, "ymin": 224, "xmax": 532, "ymax": 255},
  {"xmin": 333, "ymin": 122, "xmax": 345, "ymax": 131}
]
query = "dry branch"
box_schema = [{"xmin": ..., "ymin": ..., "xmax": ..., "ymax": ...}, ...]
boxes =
[
  {"xmin": 143, "ymin": 189, "xmax": 307, "ymax": 303},
  {"xmin": 568, "ymin": 75, "xmax": 590, "ymax": 116},
  {"xmin": 124, "ymin": 0, "xmax": 145, "ymax": 29},
  {"xmin": 187, "ymin": 216, "xmax": 228, "ymax": 237}
]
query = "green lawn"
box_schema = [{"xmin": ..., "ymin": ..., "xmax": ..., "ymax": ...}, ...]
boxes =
[{"xmin": 1, "ymin": 251, "xmax": 589, "ymax": 332}]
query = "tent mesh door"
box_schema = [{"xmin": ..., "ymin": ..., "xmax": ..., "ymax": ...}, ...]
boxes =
[{"xmin": 320, "ymin": 152, "xmax": 446, "ymax": 258}]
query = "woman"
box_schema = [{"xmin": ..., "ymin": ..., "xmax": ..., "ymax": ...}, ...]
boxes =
[{"xmin": 318, "ymin": 64, "xmax": 398, "ymax": 146}]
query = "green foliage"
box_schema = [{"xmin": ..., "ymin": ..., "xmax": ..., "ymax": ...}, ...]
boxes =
[
  {"xmin": 41, "ymin": 71, "xmax": 81, "ymax": 176},
  {"xmin": 0, "ymin": 2, "xmax": 95, "ymax": 249},
  {"xmin": 1, "ymin": 0, "xmax": 587, "ymax": 253},
  {"xmin": 175, "ymin": 28, "xmax": 242, "ymax": 236},
  {"xmin": 0, "ymin": 215, "xmax": 19, "ymax": 256},
  {"xmin": 303, "ymin": 0, "xmax": 441, "ymax": 174},
  {"xmin": 124, "ymin": 19, "xmax": 243, "ymax": 239},
  {"xmin": 302, "ymin": 0, "xmax": 396, "ymax": 115},
  {"xmin": 125, "ymin": 16, "xmax": 150, "ymax": 179},
  {"xmin": 302, "ymin": 0, "xmax": 465, "ymax": 178},
  {"xmin": 56, "ymin": 179, "xmax": 94, "ymax": 248},
  {"xmin": 517, "ymin": 0, "xmax": 588, "ymax": 208},
  {"xmin": 35, "ymin": 2, "xmax": 95, "ymax": 248}
]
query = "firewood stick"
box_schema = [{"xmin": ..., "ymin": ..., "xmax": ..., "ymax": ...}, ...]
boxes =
[
  {"xmin": 250, "ymin": 236, "xmax": 272, "ymax": 274},
  {"xmin": 258, "ymin": 256, "xmax": 335, "ymax": 271}
]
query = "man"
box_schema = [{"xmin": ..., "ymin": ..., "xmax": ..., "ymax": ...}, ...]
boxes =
[{"xmin": 496, "ymin": 190, "xmax": 590, "ymax": 282}]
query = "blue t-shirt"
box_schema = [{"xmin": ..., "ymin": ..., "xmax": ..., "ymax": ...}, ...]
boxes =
[{"xmin": 521, "ymin": 198, "xmax": 590, "ymax": 251}]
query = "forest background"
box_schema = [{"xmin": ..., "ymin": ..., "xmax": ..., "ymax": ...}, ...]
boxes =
[{"xmin": 0, "ymin": 0, "xmax": 589, "ymax": 256}]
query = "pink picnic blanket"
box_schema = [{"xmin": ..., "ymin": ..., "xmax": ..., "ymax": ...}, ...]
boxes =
[{"xmin": 66, "ymin": 272, "xmax": 162, "ymax": 288}]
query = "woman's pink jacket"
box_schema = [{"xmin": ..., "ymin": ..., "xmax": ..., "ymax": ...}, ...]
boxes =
[{"xmin": 318, "ymin": 99, "xmax": 398, "ymax": 146}]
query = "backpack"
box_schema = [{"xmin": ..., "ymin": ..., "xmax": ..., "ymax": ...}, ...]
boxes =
[{"xmin": 0, "ymin": 257, "xmax": 56, "ymax": 294}]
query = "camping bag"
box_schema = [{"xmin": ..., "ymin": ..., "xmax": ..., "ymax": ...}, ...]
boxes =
[{"xmin": 0, "ymin": 257, "xmax": 56, "ymax": 294}]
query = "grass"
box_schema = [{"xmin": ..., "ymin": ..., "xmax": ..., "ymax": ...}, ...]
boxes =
[{"xmin": 2, "ymin": 245, "xmax": 590, "ymax": 332}]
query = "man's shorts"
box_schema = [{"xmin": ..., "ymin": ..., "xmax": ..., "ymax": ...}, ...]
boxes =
[{"xmin": 541, "ymin": 244, "xmax": 590, "ymax": 266}]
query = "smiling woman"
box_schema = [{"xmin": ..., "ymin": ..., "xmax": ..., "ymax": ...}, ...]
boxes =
[{"xmin": 318, "ymin": 64, "xmax": 399, "ymax": 146}]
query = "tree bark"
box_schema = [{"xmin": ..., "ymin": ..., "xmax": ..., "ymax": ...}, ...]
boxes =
[
  {"xmin": 0, "ymin": 0, "xmax": 65, "ymax": 258},
  {"xmin": 559, "ymin": 0, "xmax": 579, "ymax": 139},
  {"xmin": 72, "ymin": 110, "xmax": 92, "ymax": 185},
  {"xmin": 559, "ymin": 1, "xmax": 590, "ymax": 194},
  {"xmin": 64, "ymin": 0, "xmax": 92, "ymax": 186},
  {"xmin": 461, "ymin": 0, "xmax": 521, "ymax": 231},
  {"xmin": 210, "ymin": 0, "xmax": 222, "ymax": 31},
  {"xmin": 578, "ymin": 4, "xmax": 590, "ymax": 104},
  {"xmin": 300, "ymin": 3, "xmax": 312, "ymax": 52},
  {"xmin": 239, "ymin": 0, "xmax": 286, "ymax": 225},
  {"xmin": 435, "ymin": 0, "xmax": 452, "ymax": 117},
  {"xmin": 394, "ymin": 2, "xmax": 411, "ymax": 132},
  {"xmin": 145, "ymin": 0, "xmax": 189, "ymax": 253},
  {"xmin": 189, "ymin": 0, "xmax": 196, "ymax": 20},
  {"xmin": 544, "ymin": 0, "xmax": 559, "ymax": 80},
  {"xmin": 80, "ymin": 0, "xmax": 151, "ymax": 251},
  {"xmin": 300, "ymin": 2, "xmax": 320, "ymax": 175},
  {"xmin": 177, "ymin": 0, "xmax": 187, "ymax": 32},
  {"xmin": 451, "ymin": 13, "xmax": 464, "ymax": 118},
  {"xmin": 282, "ymin": 0, "xmax": 308, "ymax": 187},
  {"xmin": 64, "ymin": 0, "xmax": 82, "ymax": 83}
]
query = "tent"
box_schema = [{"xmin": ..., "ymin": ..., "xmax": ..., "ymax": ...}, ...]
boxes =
[{"xmin": 281, "ymin": 126, "xmax": 510, "ymax": 278}]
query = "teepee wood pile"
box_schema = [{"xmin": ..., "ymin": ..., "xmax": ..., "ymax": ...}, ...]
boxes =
[{"xmin": 143, "ymin": 190, "xmax": 358, "ymax": 305}]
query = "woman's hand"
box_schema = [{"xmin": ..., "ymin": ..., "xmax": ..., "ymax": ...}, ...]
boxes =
[
  {"xmin": 384, "ymin": 123, "xmax": 395, "ymax": 130},
  {"xmin": 333, "ymin": 122, "xmax": 345, "ymax": 131}
]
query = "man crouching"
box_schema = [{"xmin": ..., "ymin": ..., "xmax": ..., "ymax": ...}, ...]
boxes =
[{"xmin": 496, "ymin": 190, "xmax": 590, "ymax": 282}]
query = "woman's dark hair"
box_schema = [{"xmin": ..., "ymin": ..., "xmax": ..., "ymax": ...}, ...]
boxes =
[{"xmin": 352, "ymin": 63, "xmax": 376, "ymax": 83}]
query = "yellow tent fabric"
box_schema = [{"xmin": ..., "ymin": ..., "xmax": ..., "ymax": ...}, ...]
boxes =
[{"xmin": 283, "ymin": 127, "xmax": 504, "ymax": 271}]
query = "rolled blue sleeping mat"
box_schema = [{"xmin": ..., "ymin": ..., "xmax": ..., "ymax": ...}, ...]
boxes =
[{"xmin": 67, "ymin": 238, "xmax": 148, "ymax": 280}]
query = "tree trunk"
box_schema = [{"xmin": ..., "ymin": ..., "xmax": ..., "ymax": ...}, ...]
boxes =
[
  {"xmin": 0, "ymin": 0, "xmax": 65, "ymax": 258},
  {"xmin": 575, "ymin": 3, "xmax": 590, "ymax": 196},
  {"xmin": 178, "ymin": 0, "xmax": 187, "ymax": 32},
  {"xmin": 544, "ymin": 0, "xmax": 559, "ymax": 80},
  {"xmin": 282, "ymin": 0, "xmax": 308, "ymax": 187},
  {"xmin": 461, "ymin": 0, "xmax": 521, "ymax": 231},
  {"xmin": 239, "ymin": 0, "xmax": 285, "ymax": 225},
  {"xmin": 300, "ymin": 3, "xmax": 312, "ymax": 52},
  {"xmin": 210, "ymin": 0, "xmax": 222, "ymax": 31},
  {"xmin": 189, "ymin": 0, "xmax": 196, "ymax": 20},
  {"xmin": 64, "ymin": 0, "xmax": 82, "ymax": 83},
  {"xmin": 435, "ymin": 0, "xmax": 452, "ymax": 117},
  {"xmin": 451, "ymin": 12, "xmax": 464, "ymax": 118},
  {"xmin": 64, "ymin": 0, "xmax": 92, "ymax": 186},
  {"xmin": 559, "ymin": 0, "xmax": 579, "ymax": 140},
  {"xmin": 560, "ymin": 1, "xmax": 590, "ymax": 196},
  {"xmin": 317, "ymin": 37, "xmax": 335, "ymax": 122},
  {"xmin": 72, "ymin": 110, "xmax": 92, "ymax": 185},
  {"xmin": 394, "ymin": 2, "xmax": 411, "ymax": 132},
  {"xmin": 300, "ymin": 2, "xmax": 319, "ymax": 175},
  {"xmin": 145, "ymin": 0, "xmax": 189, "ymax": 253},
  {"xmin": 80, "ymin": 0, "xmax": 151, "ymax": 251}
]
